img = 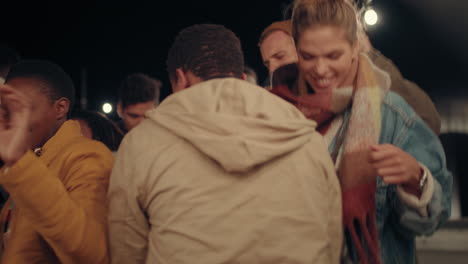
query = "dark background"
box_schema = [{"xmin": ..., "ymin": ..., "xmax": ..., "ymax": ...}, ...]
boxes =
[{"xmin": 1, "ymin": 0, "xmax": 467, "ymax": 118}]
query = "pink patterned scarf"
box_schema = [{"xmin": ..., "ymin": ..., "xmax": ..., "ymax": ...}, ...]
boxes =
[{"xmin": 271, "ymin": 54, "xmax": 390, "ymax": 264}]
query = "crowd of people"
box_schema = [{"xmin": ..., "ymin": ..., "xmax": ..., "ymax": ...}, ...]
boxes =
[{"xmin": 0, "ymin": 0, "xmax": 452, "ymax": 263}]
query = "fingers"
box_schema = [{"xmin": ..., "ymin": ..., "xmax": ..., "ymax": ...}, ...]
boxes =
[
  {"xmin": 0, "ymin": 85, "xmax": 32, "ymax": 132},
  {"xmin": 0, "ymin": 86, "xmax": 10, "ymax": 130},
  {"xmin": 376, "ymin": 166, "xmax": 405, "ymax": 177},
  {"xmin": 370, "ymin": 156, "xmax": 400, "ymax": 169},
  {"xmin": 369, "ymin": 144, "xmax": 398, "ymax": 162},
  {"xmin": 377, "ymin": 163, "xmax": 415, "ymax": 185},
  {"xmin": 380, "ymin": 175, "xmax": 406, "ymax": 185},
  {"xmin": 370, "ymin": 144, "xmax": 422, "ymax": 185},
  {"xmin": 369, "ymin": 144, "xmax": 402, "ymax": 173},
  {"xmin": 377, "ymin": 165, "xmax": 407, "ymax": 185},
  {"xmin": 0, "ymin": 84, "xmax": 17, "ymax": 95},
  {"xmin": 0, "ymin": 85, "xmax": 31, "ymax": 113},
  {"xmin": 0, "ymin": 107, "xmax": 7, "ymax": 130},
  {"xmin": 370, "ymin": 144, "xmax": 411, "ymax": 171},
  {"xmin": 0, "ymin": 84, "xmax": 29, "ymax": 102}
]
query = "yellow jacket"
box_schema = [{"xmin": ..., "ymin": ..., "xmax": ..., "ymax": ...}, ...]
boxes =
[{"xmin": 0, "ymin": 120, "xmax": 113, "ymax": 264}]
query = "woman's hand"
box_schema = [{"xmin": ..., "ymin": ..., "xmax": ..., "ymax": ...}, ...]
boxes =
[{"xmin": 369, "ymin": 144, "xmax": 423, "ymax": 197}]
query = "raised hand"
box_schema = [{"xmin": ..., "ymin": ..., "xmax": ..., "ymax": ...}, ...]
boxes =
[{"xmin": 0, "ymin": 84, "xmax": 33, "ymax": 167}]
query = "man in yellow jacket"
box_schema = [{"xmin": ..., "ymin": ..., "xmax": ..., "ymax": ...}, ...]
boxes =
[{"xmin": 0, "ymin": 60, "xmax": 113, "ymax": 263}]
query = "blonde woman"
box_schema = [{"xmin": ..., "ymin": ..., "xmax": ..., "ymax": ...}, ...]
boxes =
[{"xmin": 271, "ymin": 0, "xmax": 452, "ymax": 263}]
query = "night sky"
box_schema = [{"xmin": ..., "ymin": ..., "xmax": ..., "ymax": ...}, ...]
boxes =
[{"xmin": 2, "ymin": 0, "xmax": 467, "ymax": 118}]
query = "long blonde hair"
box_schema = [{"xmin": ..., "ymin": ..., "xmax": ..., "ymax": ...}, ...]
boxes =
[{"xmin": 291, "ymin": 0, "xmax": 359, "ymax": 45}]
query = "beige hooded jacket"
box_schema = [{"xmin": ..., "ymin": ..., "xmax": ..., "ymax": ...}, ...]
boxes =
[{"xmin": 108, "ymin": 78, "xmax": 342, "ymax": 264}]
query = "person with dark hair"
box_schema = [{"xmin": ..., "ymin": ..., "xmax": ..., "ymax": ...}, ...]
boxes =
[
  {"xmin": 108, "ymin": 24, "xmax": 341, "ymax": 263},
  {"xmin": 269, "ymin": 0, "xmax": 452, "ymax": 263},
  {"xmin": 117, "ymin": 73, "xmax": 161, "ymax": 133},
  {"xmin": 71, "ymin": 109, "xmax": 124, "ymax": 152},
  {"xmin": 0, "ymin": 60, "xmax": 113, "ymax": 263},
  {"xmin": 0, "ymin": 44, "xmax": 20, "ymax": 83}
]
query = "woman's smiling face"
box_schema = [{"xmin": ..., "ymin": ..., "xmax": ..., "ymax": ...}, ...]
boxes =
[{"xmin": 296, "ymin": 25, "xmax": 358, "ymax": 93}]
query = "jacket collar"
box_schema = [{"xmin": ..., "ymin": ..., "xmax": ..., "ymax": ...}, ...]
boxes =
[{"xmin": 36, "ymin": 120, "xmax": 82, "ymax": 166}]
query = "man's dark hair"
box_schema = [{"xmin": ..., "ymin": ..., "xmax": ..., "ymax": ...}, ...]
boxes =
[
  {"xmin": 0, "ymin": 44, "xmax": 20, "ymax": 67},
  {"xmin": 166, "ymin": 24, "xmax": 244, "ymax": 81},
  {"xmin": 118, "ymin": 73, "xmax": 161, "ymax": 109},
  {"xmin": 71, "ymin": 110, "xmax": 124, "ymax": 151},
  {"xmin": 6, "ymin": 60, "xmax": 75, "ymax": 112}
]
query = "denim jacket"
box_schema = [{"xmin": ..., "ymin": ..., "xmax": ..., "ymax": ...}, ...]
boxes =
[{"xmin": 329, "ymin": 91, "xmax": 452, "ymax": 264}]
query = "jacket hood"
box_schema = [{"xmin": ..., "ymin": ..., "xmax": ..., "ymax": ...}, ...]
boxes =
[{"xmin": 147, "ymin": 78, "xmax": 318, "ymax": 173}]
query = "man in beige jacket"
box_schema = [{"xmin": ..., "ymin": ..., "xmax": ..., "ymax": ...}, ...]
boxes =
[{"xmin": 108, "ymin": 24, "xmax": 342, "ymax": 264}]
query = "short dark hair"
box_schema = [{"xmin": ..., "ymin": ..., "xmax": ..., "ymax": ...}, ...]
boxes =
[
  {"xmin": 6, "ymin": 60, "xmax": 75, "ymax": 112},
  {"xmin": 0, "ymin": 44, "xmax": 20, "ymax": 67},
  {"xmin": 71, "ymin": 110, "xmax": 124, "ymax": 151},
  {"xmin": 166, "ymin": 24, "xmax": 244, "ymax": 81},
  {"xmin": 118, "ymin": 73, "xmax": 161, "ymax": 109}
]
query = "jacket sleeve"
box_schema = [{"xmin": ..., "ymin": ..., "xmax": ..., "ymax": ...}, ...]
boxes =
[
  {"xmin": 388, "ymin": 104, "xmax": 452, "ymax": 238},
  {"xmin": 108, "ymin": 136, "xmax": 149, "ymax": 264},
  {"xmin": 0, "ymin": 143, "xmax": 113, "ymax": 264}
]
